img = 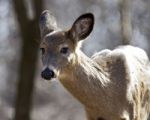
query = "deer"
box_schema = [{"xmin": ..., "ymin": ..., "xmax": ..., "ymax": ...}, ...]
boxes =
[{"xmin": 39, "ymin": 10, "xmax": 150, "ymax": 120}]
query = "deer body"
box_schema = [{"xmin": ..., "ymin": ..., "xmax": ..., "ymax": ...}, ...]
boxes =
[
  {"xmin": 39, "ymin": 11, "xmax": 150, "ymax": 120},
  {"xmin": 59, "ymin": 46, "xmax": 150, "ymax": 120}
]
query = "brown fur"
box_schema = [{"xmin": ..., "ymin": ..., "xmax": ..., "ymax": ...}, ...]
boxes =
[
  {"xmin": 39, "ymin": 11, "xmax": 150, "ymax": 120},
  {"xmin": 57, "ymin": 46, "xmax": 150, "ymax": 120}
]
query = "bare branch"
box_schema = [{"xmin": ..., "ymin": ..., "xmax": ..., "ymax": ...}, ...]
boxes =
[
  {"xmin": 12, "ymin": 0, "xmax": 29, "ymax": 37},
  {"xmin": 32, "ymin": 0, "xmax": 43, "ymax": 19},
  {"xmin": 119, "ymin": 0, "xmax": 132, "ymax": 45}
]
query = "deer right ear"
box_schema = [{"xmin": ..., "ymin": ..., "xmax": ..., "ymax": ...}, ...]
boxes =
[
  {"xmin": 39, "ymin": 10, "xmax": 58, "ymax": 38},
  {"xmin": 69, "ymin": 13, "xmax": 94, "ymax": 41}
]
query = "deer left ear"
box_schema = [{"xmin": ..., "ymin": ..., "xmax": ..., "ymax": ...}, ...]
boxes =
[
  {"xmin": 39, "ymin": 10, "xmax": 58, "ymax": 38},
  {"xmin": 69, "ymin": 13, "xmax": 94, "ymax": 41}
]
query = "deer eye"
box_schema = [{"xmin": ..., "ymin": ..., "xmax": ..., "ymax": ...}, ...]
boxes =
[
  {"xmin": 60, "ymin": 47, "xmax": 69, "ymax": 54},
  {"xmin": 40, "ymin": 48, "xmax": 45, "ymax": 54}
]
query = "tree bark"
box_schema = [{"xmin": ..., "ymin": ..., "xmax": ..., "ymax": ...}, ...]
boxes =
[
  {"xmin": 12, "ymin": 0, "xmax": 43, "ymax": 120},
  {"xmin": 119, "ymin": 0, "xmax": 132, "ymax": 45}
]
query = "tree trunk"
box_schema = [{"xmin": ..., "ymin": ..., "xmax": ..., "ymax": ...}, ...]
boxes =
[
  {"xmin": 12, "ymin": 0, "xmax": 43, "ymax": 120},
  {"xmin": 119, "ymin": 0, "xmax": 132, "ymax": 45}
]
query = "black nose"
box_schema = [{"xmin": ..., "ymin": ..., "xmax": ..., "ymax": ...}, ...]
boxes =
[{"xmin": 41, "ymin": 67, "xmax": 55, "ymax": 80}]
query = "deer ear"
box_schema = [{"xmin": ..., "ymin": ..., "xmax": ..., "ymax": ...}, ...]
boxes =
[
  {"xmin": 39, "ymin": 10, "xmax": 58, "ymax": 38},
  {"xmin": 69, "ymin": 13, "xmax": 94, "ymax": 41}
]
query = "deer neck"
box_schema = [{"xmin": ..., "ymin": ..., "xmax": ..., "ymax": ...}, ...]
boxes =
[{"xmin": 59, "ymin": 50, "xmax": 110, "ymax": 107}]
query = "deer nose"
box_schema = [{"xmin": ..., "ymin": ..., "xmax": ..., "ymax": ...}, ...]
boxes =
[{"xmin": 41, "ymin": 67, "xmax": 55, "ymax": 80}]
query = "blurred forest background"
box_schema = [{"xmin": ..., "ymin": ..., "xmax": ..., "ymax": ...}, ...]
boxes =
[{"xmin": 0, "ymin": 0, "xmax": 150, "ymax": 120}]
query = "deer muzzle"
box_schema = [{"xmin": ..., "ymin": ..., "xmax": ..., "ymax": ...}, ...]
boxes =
[{"xmin": 41, "ymin": 67, "xmax": 55, "ymax": 80}]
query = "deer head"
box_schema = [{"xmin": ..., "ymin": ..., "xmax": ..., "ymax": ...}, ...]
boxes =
[{"xmin": 39, "ymin": 10, "xmax": 94, "ymax": 80}]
